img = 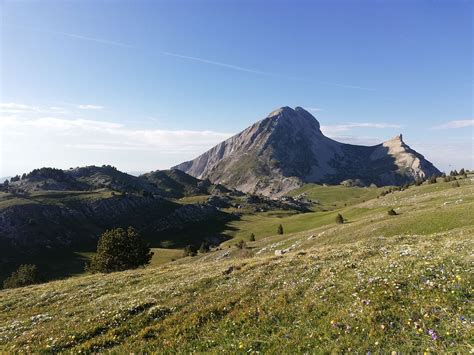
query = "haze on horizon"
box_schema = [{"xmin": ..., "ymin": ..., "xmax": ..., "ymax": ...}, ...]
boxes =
[{"xmin": 0, "ymin": 0, "xmax": 472, "ymax": 177}]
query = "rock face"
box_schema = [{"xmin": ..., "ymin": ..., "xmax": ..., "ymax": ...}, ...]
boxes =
[{"xmin": 174, "ymin": 106, "xmax": 440, "ymax": 195}]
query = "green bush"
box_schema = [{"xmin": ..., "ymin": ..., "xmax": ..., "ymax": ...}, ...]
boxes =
[
  {"xmin": 249, "ymin": 233, "xmax": 256, "ymax": 241},
  {"xmin": 86, "ymin": 227, "xmax": 153, "ymax": 273},
  {"xmin": 183, "ymin": 245, "xmax": 198, "ymax": 257},
  {"xmin": 3, "ymin": 264, "xmax": 41, "ymax": 289},
  {"xmin": 428, "ymin": 175, "xmax": 438, "ymax": 184},
  {"xmin": 336, "ymin": 213, "xmax": 344, "ymax": 224},
  {"xmin": 277, "ymin": 224, "xmax": 284, "ymax": 235},
  {"xmin": 199, "ymin": 242, "xmax": 210, "ymax": 254},
  {"xmin": 415, "ymin": 178, "xmax": 424, "ymax": 186}
]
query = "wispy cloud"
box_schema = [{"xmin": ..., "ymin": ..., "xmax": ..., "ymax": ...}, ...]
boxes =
[
  {"xmin": 0, "ymin": 108, "xmax": 234, "ymax": 176},
  {"xmin": 0, "ymin": 102, "xmax": 40, "ymax": 114},
  {"xmin": 0, "ymin": 102, "xmax": 73, "ymax": 115},
  {"xmin": 432, "ymin": 120, "xmax": 474, "ymax": 129},
  {"xmin": 162, "ymin": 51, "xmax": 375, "ymax": 91},
  {"xmin": 3, "ymin": 24, "xmax": 132, "ymax": 48},
  {"xmin": 162, "ymin": 52, "xmax": 272, "ymax": 76},
  {"xmin": 305, "ymin": 107, "xmax": 323, "ymax": 113},
  {"xmin": 78, "ymin": 104, "xmax": 104, "ymax": 110},
  {"xmin": 5, "ymin": 23, "xmax": 374, "ymax": 90},
  {"xmin": 321, "ymin": 122, "xmax": 402, "ymax": 135},
  {"xmin": 329, "ymin": 135, "xmax": 383, "ymax": 146}
]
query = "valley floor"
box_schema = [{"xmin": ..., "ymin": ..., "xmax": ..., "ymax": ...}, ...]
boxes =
[{"xmin": 0, "ymin": 178, "xmax": 473, "ymax": 352}]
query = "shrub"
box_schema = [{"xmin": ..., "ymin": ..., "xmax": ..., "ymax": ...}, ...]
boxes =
[
  {"xmin": 415, "ymin": 178, "xmax": 424, "ymax": 186},
  {"xmin": 3, "ymin": 264, "xmax": 41, "ymax": 289},
  {"xmin": 388, "ymin": 209, "xmax": 397, "ymax": 216},
  {"xmin": 249, "ymin": 233, "xmax": 256, "ymax": 242},
  {"xmin": 428, "ymin": 175, "xmax": 437, "ymax": 184},
  {"xmin": 235, "ymin": 240, "xmax": 247, "ymax": 249},
  {"xmin": 199, "ymin": 242, "xmax": 210, "ymax": 254},
  {"xmin": 183, "ymin": 245, "xmax": 198, "ymax": 257},
  {"xmin": 452, "ymin": 181, "xmax": 460, "ymax": 188},
  {"xmin": 336, "ymin": 213, "xmax": 344, "ymax": 224},
  {"xmin": 277, "ymin": 224, "xmax": 284, "ymax": 235},
  {"xmin": 86, "ymin": 227, "xmax": 153, "ymax": 273}
]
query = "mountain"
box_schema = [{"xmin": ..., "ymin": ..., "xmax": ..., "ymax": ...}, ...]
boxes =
[
  {"xmin": 0, "ymin": 166, "xmax": 236, "ymax": 253},
  {"xmin": 174, "ymin": 106, "xmax": 441, "ymax": 195},
  {"xmin": 140, "ymin": 169, "xmax": 231, "ymax": 198}
]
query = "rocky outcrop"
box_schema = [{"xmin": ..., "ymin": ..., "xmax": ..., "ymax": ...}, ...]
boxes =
[
  {"xmin": 0, "ymin": 195, "xmax": 174, "ymax": 250},
  {"xmin": 174, "ymin": 106, "xmax": 441, "ymax": 196}
]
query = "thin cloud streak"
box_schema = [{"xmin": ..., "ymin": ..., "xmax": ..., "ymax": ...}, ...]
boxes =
[
  {"xmin": 432, "ymin": 120, "xmax": 474, "ymax": 129},
  {"xmin": 3, "ymin": 24, "xmax": 133, "ymax": 48},
  {"xmin": 321, "ymin": 122, "xmax": 402, "ymax": 135},
  {"xmin": 161, "ymin": 51, "xmax": 274, "ymax": 76},
  {"xmin": 4, "ymin": 24, "xmax": 374, "ymax": 90},
  {"xmin": 162, "ymin": 51, "xmax": 375, "ymax": 91},
  {"xmin": 78, "ymin": 104, "xmax": 104, "ymax": 110}
]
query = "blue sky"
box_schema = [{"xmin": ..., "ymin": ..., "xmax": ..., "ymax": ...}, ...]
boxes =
[{"xmin": 0, "ymin": 0, "xmax": 472, "ymax": 176}]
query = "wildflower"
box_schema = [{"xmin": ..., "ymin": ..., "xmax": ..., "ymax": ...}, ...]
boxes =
[{"xmin": 427, "ymin": 329, "xmax": 438, "ymax": 340}]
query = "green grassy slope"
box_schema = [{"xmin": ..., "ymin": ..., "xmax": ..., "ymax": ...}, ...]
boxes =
[
  {"xmin": 0, "ymin": 177, "xmax": 472, "ymax": 352},
  {"xmin": 287, "ymin": 183, "xmax": 386, "ymax": 210}
]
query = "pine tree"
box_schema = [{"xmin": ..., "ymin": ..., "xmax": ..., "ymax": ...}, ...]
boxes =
[
  {"xmin": 249, "ymin": 233, "xmax": 256, "ymax": 241},
  {"xmin": 336, "ymin": 213, "xmax": 344, "ymax": 224},
  {"xmin": 277, "ymin": 224, "xmax": 284, "ymax": 235},
  {"xmin": 3, "ymin": 264, "xmax": 41, "ymax": 289},
  {"xmin": 388, "ymin": 209, "xmax": 397, "ymax": 216},
  {"xmin": 86, "ymin": 227, "xmax": 153, "ymax": 273}
]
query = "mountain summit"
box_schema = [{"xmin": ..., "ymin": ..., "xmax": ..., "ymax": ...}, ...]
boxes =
[{"xmin": 173, "ymin": 107, "xmax": 440, "ymax": 195}]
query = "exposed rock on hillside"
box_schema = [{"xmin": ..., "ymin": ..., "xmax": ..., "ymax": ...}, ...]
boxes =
[{"xmin": 174, "ymin": 106, "xmax": 440, "ymax": 195}]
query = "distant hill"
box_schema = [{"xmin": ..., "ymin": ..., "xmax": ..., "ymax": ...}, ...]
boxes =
[
  {"xmin": 4, "ymin": 166, "xmax": 230, "ymax": 198},
  {"xmin": 140, "ymin": 169, "xmax": 231, "ymax": 198},
  {"xmin": 174, "ymin": 106, "xmax": 441, "ymax": 196},
  {"xmin": 0, "ymin": 166, "xmax": 238, "ymax": 256}
]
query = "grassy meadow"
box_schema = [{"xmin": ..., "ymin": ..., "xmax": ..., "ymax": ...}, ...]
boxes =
[{"xmin": 0, "ymin": 176, "xmax": 472, "ymax": 352}]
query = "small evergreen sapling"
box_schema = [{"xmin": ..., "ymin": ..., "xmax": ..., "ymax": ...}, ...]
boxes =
[
  {"xmin": 388, "ymin": 209, "xmax": 397, "ymax": 216},
  {"xmin": 277, "ymin": 224, "xmax": 284, "ymax": 235}
]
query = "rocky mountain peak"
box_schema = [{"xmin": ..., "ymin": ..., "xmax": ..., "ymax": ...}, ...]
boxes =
[
  {"xmin": 264, "ymin": 106, "xmax": 321, "ymax": 133},
  {"xmin": 173, "ymin": 106, "xmax": 440, "ymax": 196}
]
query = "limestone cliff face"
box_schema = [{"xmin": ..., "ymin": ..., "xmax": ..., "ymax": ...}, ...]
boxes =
[{"xmin": 174, "ymin": 106, "xmax": 440, "ymax": 195}]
